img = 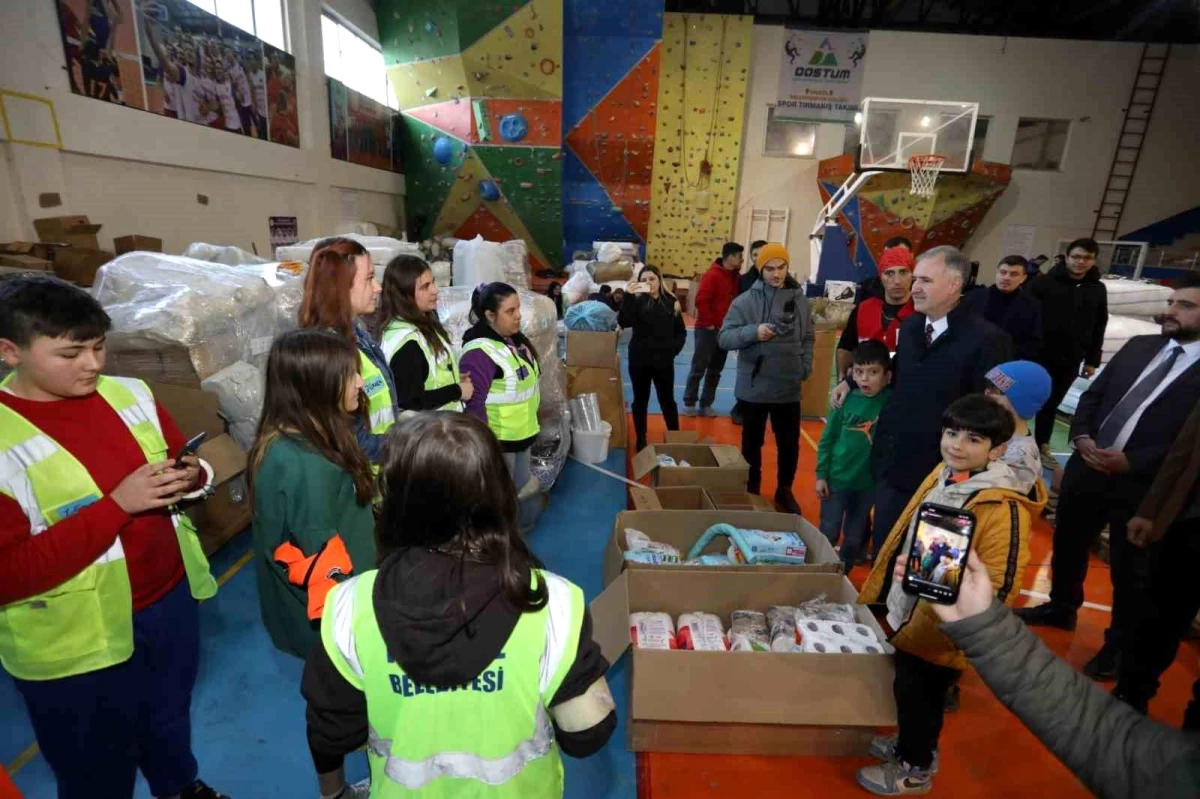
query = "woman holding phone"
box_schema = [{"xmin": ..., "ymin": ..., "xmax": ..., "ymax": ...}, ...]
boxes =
[
  {"xmin": 298, "ymin": 237, "xmax": 395, "ymax": 461},
  {"xmin": 248, "ymin": 330, "xmax": 376, "ymax": 659},
  {"xmin": 620, "ymin": 265, "xmax": 686, "ymax": 452},
  {"xmin": 371, "ymin": 255, "xmax": 472, "ymax": 414}
]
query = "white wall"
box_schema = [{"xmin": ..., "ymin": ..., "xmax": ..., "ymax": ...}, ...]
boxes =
[
  {"xmin": 0, "ymin": 0, "xmax": 404, "ymax": 255},
  {"xmin": 734, "ymin": 26, "xmax": 1200, "ymax": 282}
]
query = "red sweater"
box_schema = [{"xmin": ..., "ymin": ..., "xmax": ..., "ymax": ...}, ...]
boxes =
[
  {"xmin": 0, "ymin": 390, "xmax": 187, "ymax": 610},
  {"xmin": 694, "ymin": 261, "xmax": 740, "ymax": 329}
]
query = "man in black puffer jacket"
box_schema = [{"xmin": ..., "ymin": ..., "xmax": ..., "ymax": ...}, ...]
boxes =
[{"xmin": 1027, "ymin": 238, "xmax": 1108, "ymax": 453}]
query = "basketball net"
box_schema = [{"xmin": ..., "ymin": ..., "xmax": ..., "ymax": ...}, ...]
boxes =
[{"xmin": 908, "ymin": 154, "xmax": 945, "ymax": 198}]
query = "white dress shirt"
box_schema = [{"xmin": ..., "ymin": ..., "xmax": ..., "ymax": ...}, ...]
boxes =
[
  {"xmin": 1102, "ymin": 338, "xmax": 1200, "ymax": 451},
  {"xmin": 925, "ymin": 315, "xmax": 950, "ymax": 344}
]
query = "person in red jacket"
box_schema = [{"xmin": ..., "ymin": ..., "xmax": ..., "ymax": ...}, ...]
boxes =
[
  {"xmin": 684, "ymin": 242, "xmax": 743, "ymax": 416},
  {"xmin": 834, "ymin": 245, "xmax": 916, "ymax": 378}
]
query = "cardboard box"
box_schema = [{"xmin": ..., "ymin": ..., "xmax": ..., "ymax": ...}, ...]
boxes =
[
  {"xmin": 590, "ymin": 569, "xmax": 896, "ymax": 754},
  {"xmin": 114, "ymin": 234, "xmax": 163, "ymax": 255},
  {"xmin": 631, "ymin": 443, "xmax": 748, "ymax": 491},
  {"xmin": 567, "ymin": 364, "xmax": 629, "ymax": 449},
  {"xmin": 604, "ymin": 509, "xmax": 841, "ymax": 586},
  {"xmin": 146, "ymin": 381, "xmax": 225, "ymax": 440},
  {"xmin": 0, "ymin": 254, "xmax": 52, "ymax": 270},
  {"xmin": 184, "ymin": 435, "xmax": 250, "ymax": 555},
  {"xmin": 801, "ymin": 325, "xmax": 838, "ymax": 419},
  {"xmin": 706, "ymin": 490, "xmax": 777, "ymax": 512},
  {"xmin": 629, "ymin": 485, "xmax": 715, "ymax": 511},
  {"xmin": 566, "ymin": 330, "xmax": 620, "ymax": 369},
  {"xmin": 53, "ymin": 248, "xmax": 113, "ymax": 286},
  {"xmin": 1, "ymin": 241, "xmax": 63, "ymax": 261},
  {"xmin": 662, "ymin": 430, "xmax": 705, "ymax": 444},
  {"xmin": 34, "ymin": 215, "xmax": 102, "ymax": 250}
]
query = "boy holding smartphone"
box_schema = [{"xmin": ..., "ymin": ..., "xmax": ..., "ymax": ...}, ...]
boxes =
[
  {"xmin": 855, "ymin": 394, "xmax": 1045, "ymax": 795},
  {"xmin": 0, "ymin": 276, "xmax": 225, "ymax": 799}
]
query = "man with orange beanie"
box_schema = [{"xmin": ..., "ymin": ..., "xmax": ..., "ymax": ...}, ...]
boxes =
[
  {"xmin": 719, "ymin": 243, "xmax": 814, "ymax": 514},
  {"xmin": 836, "ymin": 245, "xmax": 916, "ymax": 378}
]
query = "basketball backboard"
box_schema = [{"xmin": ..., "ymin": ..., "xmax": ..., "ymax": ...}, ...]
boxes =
[{"xmin": 857, "ymin": 98, "xmax": 979, "ymax": 173}]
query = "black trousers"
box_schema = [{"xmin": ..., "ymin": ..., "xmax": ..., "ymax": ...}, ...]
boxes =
[
  {"xmin": 740, "ymin": 400, "xmax": 800, "ymax": 494},
  {"xmin": 894, "ymin": 649, "xmax": 961, "ymax": 770},
  {"xmin": 629, "ymin": 360, "xmax": 678, "ymax": 448},
  {"xmin": 1049, "ymin": 454, "xmax": 1151, "ymax": 652},
  {"xmin": 1117, "ymin": 516, "xmax": 1200, "ymax": 711},
  {"xmin": 683, "ymin": 328, "xmax": 727, "ymax": 408},
  {"xmin": 1034, "ymin": 363, "xmax": 1078, "ymax": 448}
]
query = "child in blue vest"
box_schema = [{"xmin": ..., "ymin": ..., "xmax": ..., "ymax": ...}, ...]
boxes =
[{"xmin": 0, "ymin": 275, "xmax": 226, "ymax": 799}]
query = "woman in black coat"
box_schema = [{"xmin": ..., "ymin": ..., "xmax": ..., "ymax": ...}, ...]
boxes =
[{"xmin": 619, "ymin": 265, "xmax": 687, "ymax": 451}]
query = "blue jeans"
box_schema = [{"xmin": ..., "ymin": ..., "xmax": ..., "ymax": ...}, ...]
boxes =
[
  {"xmin": 819, "ymin": 487, "xmax": 874, "ymax": 567},
  {"xmin": 13, "ymin": 578, "xmax": 201, "ymax": 799}
]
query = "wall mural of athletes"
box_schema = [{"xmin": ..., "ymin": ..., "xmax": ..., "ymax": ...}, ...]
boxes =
[
  {"xmin": 54, "ymin": 0, "xmax": 298, "ymax": 148},
  {"xmin": 328, "ymin": 77, "xmax": 402, "ymax": 174}
]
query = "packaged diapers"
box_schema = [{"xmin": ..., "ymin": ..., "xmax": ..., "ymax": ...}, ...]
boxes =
[{"xmin": 623, "ymin": 528, "xmax": 682, "ymax": 565}]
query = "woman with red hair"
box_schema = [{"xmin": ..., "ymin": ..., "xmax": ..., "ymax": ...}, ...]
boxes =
[{"xmin": 298, "ymin": 237, "xmax": 395, "ymax": 461}]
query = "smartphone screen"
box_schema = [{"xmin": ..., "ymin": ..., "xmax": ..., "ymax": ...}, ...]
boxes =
[
  {"xmin": 175, "ymin": 432, "xmax": 207, "ymax": 464},
  {"xmin": 901, "ymin": 503, "xmax": 976, "ymax": 604}
]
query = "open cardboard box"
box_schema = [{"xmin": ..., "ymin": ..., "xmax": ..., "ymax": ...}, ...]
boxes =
[
  {"xmin": 632, "ymin": 443, "xmax": 748, "ymax": 491},
  {"xmin": 566, "ymin": 330, "xmax": 620, "ymax": 368},
  {"xmin": 590, "ymin": 569, "xmax": 896, "ymax": 754},
  {"xmin": 114, "ymin": 234, "xmax": 163, "ymax": 255},
  {"xmin": 186, "ymin": 435, "xmax": 250, "ymax": 556},
  {"xmin": 707, "ymin": 490, "xmax": 777, "ymax": 512},
  {"xmin": 605, "ymin": 509, "xmax": 841, "ymax": 586},
  {"xmin": 34, "ymin": 215, "xmax": 102, "ymax": 250},
  {"xmin": 629, "ymin": 485, "xmax": 715, "ymax": 511}
]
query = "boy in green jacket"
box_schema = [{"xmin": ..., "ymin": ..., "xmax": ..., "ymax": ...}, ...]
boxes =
[{"xmin": 816, "ymin": 339, "xmax": 892, "ymax": 569}]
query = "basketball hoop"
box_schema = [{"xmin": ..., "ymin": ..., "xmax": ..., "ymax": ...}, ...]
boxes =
[{"xmin": 908, "ymin": 154, "xmax": 946, "ymax": 198}]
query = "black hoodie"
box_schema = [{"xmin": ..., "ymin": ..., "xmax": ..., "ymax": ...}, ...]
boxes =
[
  {"xmin": 1027, "ymin": 263, "xmax": 1108, "ymax": 370},
  {"xmin": 302, "ymin": 548, "xmax": 614, "ymax": 774}
]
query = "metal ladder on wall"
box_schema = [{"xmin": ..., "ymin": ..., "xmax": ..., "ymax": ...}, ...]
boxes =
[{"xmin": 1092, "ymin": 42, "xmax": 1171, "ymax": 240}]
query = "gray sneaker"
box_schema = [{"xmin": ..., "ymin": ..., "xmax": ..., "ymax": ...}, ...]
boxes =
[
  {"xmin": 857, "ymin": 761, "xmax": 932, "ymax": 796},
  {"xmin": 868, "ymin": 734, "xmax": 939, "ymax": 773},
  {"xmin": 697, "ymin": 406, "xmax": 714, "ymax": 417},
  {"xmin": 682, "ymin": 404, "xmax": 698, "ymax": 417}
]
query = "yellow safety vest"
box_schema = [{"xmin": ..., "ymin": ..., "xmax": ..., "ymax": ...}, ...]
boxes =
[
  {"xmin": 460, "ymin": 339, "xmax": 540, "ymax": 442},
  {"xmin": 360, "ymin": 349, "xmax": 396, "ymax": 435},
  {"xmin": 0, "ymin": 375, "xmax": 217, "ymax": 681},
  {"xmin": 379, "ymin": 320, "xmax": 463, "ymax": 413}
]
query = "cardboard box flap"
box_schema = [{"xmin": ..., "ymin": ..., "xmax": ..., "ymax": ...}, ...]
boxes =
[
  {"xmin": 590, "ymin": 571, "xmax": 631, "ymax": 666},
  {"xmin": 1, "ymin": 242, "xmax": 35, "ymax": 254},
  {"xmin": 630, "ymin": 446, "xmax": 660, "ymax": 481},
  {"xmin": 196, "ymin": 434, "xmax": 246, "ymax": 485},
  {"xmin": 34, "ymin": 215, "xmax": 100, "ymax": 237},
  {"xmin": 566, "ymin": 331, "xmax": 620, "ymax": 368},
  {"xmin": 662, "ymin": 431, "xmax": 699, "ymax": 444},
  {"xmin": 628, "ymin": 485, "xmax": 662, "ymax": 510},
  {"xmin": 711, "ymin": 445, "xmax": 749, "ymax": 468}
]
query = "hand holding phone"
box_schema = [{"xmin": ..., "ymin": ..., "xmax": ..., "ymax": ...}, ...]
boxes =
[
  {"xmin": 175, "ymin": 432, "xmax": 207, "ymax": 465},
  {"xmin": 901, "ymin": 503, "xmax": 976, "ymax": 605}
]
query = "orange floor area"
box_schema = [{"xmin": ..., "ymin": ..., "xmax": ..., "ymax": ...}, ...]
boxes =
[{"xmin": 627, "ymin": 413, "xmax": 1200, "ymax": 798}]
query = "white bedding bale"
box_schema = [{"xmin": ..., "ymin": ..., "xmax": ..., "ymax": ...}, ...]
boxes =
[
  {"xmin": 430, "ymin": 261, "xmax": 452, "ymax": 288},
  {"xmin": 182, "ymin": 242, "xmax": 269, "ymax": 266},
  {"xmin": 1102, "ymin": 277, "xmax": 1171, "ymax": 319},
  {"xmin": 277, "ymin": 235, "xmax": 422, "ymax": 284},
  {"xmin": 201, "ymin": 361, "xmax": 264, "ymax": 450}
]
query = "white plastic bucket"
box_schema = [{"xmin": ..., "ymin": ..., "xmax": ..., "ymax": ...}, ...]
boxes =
[{"xmin": 570, "ymin": 421, "xmax": 612, "ymax": 464}]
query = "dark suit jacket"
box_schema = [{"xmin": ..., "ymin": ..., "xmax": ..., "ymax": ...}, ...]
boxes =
[
  {"xmin": 1137, "ymin": 402, "xmax": 1200, "ymax": 536},
  {"xmin": 1070, "ymin": 335, "xmax": 1200, "ymax": 486},
  {"xmin": 965, "ymin": 285, "xmax": 1043, "ymax": 361}
]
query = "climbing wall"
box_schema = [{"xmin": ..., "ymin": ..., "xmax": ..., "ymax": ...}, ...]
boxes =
[
  {"xmin": 381, "ymin": 0, "xmax": 564, "ymax": 271},
  {"xmin": 816, "ymin": 154, "xmax": 1012, "ymax": 280},
  {"xmin": 561, "ymin": 0, "xmax": 665, "ymax": 259},
  {"xmin": 644, "ymin": 13, "xmax": 752, "ymax": 276}
]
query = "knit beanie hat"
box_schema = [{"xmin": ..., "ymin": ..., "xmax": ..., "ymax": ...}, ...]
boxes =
[
  {"xmin": 985, "ymin": 361, "xmax": 1052, "ymax": 420},
  {"xmin": 756, "ymin": 243, "xmax": 790, "ymax": 270},
  {"xmin": 877, "ymin": 246, "xmax": 915, "ymax": 276}
]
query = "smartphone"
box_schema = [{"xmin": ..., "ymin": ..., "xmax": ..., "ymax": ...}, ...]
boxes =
[
  {"xmin": 901, "ymin": 503, "xmax": 976, "ymax": 604},
  {"xmin": 175, "ymin": 432, "xmax": 207, "ymax": 465}
]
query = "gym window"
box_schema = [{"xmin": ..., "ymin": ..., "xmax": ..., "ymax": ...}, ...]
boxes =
[
  {"xmin": 322, "ymin": 12, "xmax": 399, "ymax": 111},
  {"xmin": 184, "ymin": 0, "xmax": 288, "ymax": 52},
  {"xmin": 763, "ymin": 107, "xmax": 817, "ymax": 158},
  {"xmin": 1012, "ymin": 118, "xmax": 1071, "ymax": 171}
]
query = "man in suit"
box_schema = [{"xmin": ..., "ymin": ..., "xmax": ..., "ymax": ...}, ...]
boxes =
[{"xmin": 1017, "ymin": 273, "xmax": 1200, "ymax": 680}]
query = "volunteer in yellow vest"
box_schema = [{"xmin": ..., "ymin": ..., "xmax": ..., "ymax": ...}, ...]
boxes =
[
  {"xmin": 0, "ymin": 276, "xmax": 227, "ymax": 799},
  {"xmin": 302, "ymin": 413, "xmax": 615, "ymax": 799},
  {"xmin": 459, "ymin": 282, "xmax": 541, "ymax": 488},
  {"xmin": 299, "ymin": 236, "xmax": 395, "ymax": 462},
  {"xmin": 248, "ymin": 330, "xmax": 377, "ymax": 660},
  {"xmin": 370, "ymin": 255, "xmax": 473, "ymax": 414}
]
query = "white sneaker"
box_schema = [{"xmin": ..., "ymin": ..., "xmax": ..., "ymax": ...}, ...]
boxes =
[
  {"xmin": 347, "ymin": 780, "xmax": 370, "ymax": 799},
  {"xmin": 868, "ymin": 734, "xmax": 939, "ymax": 773},
  {"xmin": 857, "ymin": 761, "xmax": 933, "ymax": 795}
]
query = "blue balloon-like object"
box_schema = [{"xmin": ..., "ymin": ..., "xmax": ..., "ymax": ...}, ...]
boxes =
[{"xmin": 432, "ymin": 136, "xmax": 454, "ymax": 165}]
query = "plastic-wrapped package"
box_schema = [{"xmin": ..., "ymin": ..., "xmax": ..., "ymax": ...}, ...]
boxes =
[
  {"xmin": 529, "ymin": 411, "xmax": 570, "ymax": 492},
  {"xmin": 562, "ymin": 270, "xmax": 595, "ymax": 306},
  {"xmin": 450, "ymin": 236, "xmax": 530, "ymax": 290},
  {"xmin": 1102, "ymin": 277, "xmax": 1171, "ymax": 319},
  {"xmin": 793, "ymin": 594, "xmax": 858, "ymax": 623},
  {"xmin": 623, "ymin": 528, "xmax": 683, "ymax": 564},
  {"xmin": 94, "ymin": 253, "xmax": 278, "ymax": 384},
  {"xmin": 564, "ymin": 301, "xmax": 618, "ymax": 332},
  {"xmin": 677, "ymin": 613, "xmax": 728, "ymax": 651},
  {"xmin": 435, "ymin": 286, "xmax": 564, "ymax": 423},
  {"xmin": 685, "ymin": 524, "xmax": 807, "ymax": 566},
  {"xmin": 200, "ymin": 361, "xmax": 264, "ymax": 450},
  {"xmin": 729, "ymin": 611, "xmax": 770, "ymax": 652},
  {"xmin": 276, "ymin": 235, "xmax": 422, "ymax": 284},
  {"xmin": 796, "ymin": 619, "xmax": 881, "ymax": 647},
  {"xmin": 767, "ymin": 606, "xmax": 799, "ymax": 652},
  {"xmin": 181, "ymin": 242, "xmax": 269, "ymax": 266},
  {"xmin": 630, "ymin": 612, "xmax": 678, "ymax": 650},
  {"xmin": 429, "ymin": 261, "xmax": 452, "ymax": 288},
  {"xmin": 225, "ymin": 262, "xmax": 305, "ymax": 334},
  {"xmin": 592, "ymin": 261, "xmax": 633, "ymax": 282}
]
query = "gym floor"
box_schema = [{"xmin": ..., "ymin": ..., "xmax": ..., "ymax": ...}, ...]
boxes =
[{"xmin": 2, "ymin": 328, "xmax": 1197, "ymax": 798}]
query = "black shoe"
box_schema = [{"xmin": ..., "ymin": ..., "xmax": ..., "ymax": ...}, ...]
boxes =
[
  {"xmin": 943, "ymin": 684, "xmax": 961, "ymax": 713},
  {"xmin": 774, "ymin": 490, "xmax": 801, "ymax": 515},
  {"xmin": 1014, "ymin": 602, "xmax": 1077, "ymax": 631},
  {"xmin": 1111, "ymin": 688, "xmax": 1148, "ymax": 714},
  {"xmin": 747, "ymin": 482, "xmax": 761, "ymax": 495},
  {"xmin": 635, "ymin": 440, "xmax": 647, "ymax": 453},
  {"xmin": 180, "ymin": 781, "xmax": 230, "ymax": 799},
  {"xmin": 731, "ymin": 407, "xmax": 743, "ymax": 425},
  {"xmin": 1084, "ymin": 645, "xmax": 1120, "ymax": 681}
]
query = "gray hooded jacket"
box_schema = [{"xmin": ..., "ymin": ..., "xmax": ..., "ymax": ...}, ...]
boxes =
[{"xmin": 718, "ymin": 279, "xmax": 814, "ymax": 403}]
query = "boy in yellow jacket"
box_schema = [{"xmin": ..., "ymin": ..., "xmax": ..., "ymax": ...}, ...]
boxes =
[{"xmin": 856, "ymin": 394, "xmax": 1046, "ymax": 795}]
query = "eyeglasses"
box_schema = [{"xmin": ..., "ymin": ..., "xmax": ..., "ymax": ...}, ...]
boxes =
[{"xmin": 1068, "ymin": 254, "xmax": 1096, "ymax": 262}]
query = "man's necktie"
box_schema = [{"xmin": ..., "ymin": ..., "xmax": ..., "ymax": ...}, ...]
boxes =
[{"xmin": 1095, "ymin": 345, "xmax": 1184, "ymax": 448}]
